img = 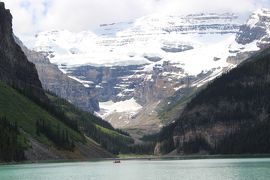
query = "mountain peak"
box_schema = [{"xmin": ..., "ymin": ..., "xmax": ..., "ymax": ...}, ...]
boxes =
[
  {"xmin": 246, "ymin": 8, "xmax": 270, "ymax": 28},
  {"xmin": 253, "ymin": 8, "xmax": 270, "ymax": 15},
  {"xmin": 0, "ymin": 2, "xmax": 12, "ymax": 34},
  {"xmin": 0, "ymin": 2, "xmax": 46, "ymax": 101},
  {"xmin": 236, "ymin": 8, "xmax": 270, "ymax": 46}
]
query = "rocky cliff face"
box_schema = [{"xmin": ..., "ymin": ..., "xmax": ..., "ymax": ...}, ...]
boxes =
[
  {"xmin": 226, "ymin": 9, "xmax": 270, "ymax": 65},
  {"xmin": 0, "ymin": 2, "xmax": 45, "ymax": 101},
  {"xmin": 15, "ymin": 38, "xmax": 99, "ymax": 112},
  {"xmin": 236, "ymin": 9, "xmax": 270, "ymax": 48},
  {"xmin": 32, "ymin": 10, "xmax": 270, "ymax": 137}
]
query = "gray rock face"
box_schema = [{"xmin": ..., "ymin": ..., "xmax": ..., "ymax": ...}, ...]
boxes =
[
  {"xmin": 161, "ymin": 44, "xmax": 194, "ymax": 53},
  {"xmin": 65, "ymin": 61, "xmax": 196, "ymax": 106},
  {"xmin": 63, "ymin": 65, "xmax": 144, "ymax": 102},
  {"xmin": 226, "ymin": 52, "xmax": 254, "ymax": 65},
  {"xmin": 162, "ymin": 13, "xmax": 240, "ymax": 34},
  {"xmin": 143, "ymin": 55, "xmax": 163, "ymax": 62},
  {"xmin": 236, "ymin": 9, "xmax": 270, "ymax": 46},
  {"xmin": 0, "ymin": 2, "xmax": 46, "ymax": 101},
  {"xmin": 134, "ymin": 62, "xmax": 187, "ymax": 105},
  {"xmin": 236, "ymin": 26, "xmax": 267, "ymax": 45},
  {"xmin": 15, "ymin": 38, "xmax": 99, "ymax": 112}
]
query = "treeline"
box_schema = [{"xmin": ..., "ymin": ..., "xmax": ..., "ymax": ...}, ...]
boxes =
[
  {"xmin": 126, "ymin": 143, "xmax": 156, "ymax": 155},
  {"xmin": 158, "ymin": 48, "xmax": 270, "ymax": 155},
  {"xmin": 14, "ymin": 86, "xmax": 80, "ymax": 133},
  {"xmin": 157, "ymin": 123, "xmax": 176, "ymax": 154},
  {"xmin": 83, "ymin": 122, "xmax": 134, "ymax": 154},
  {"xmin": 115, "ymin": 129, "xmax": 130, "ymax": 137},
  {"xmin": 178, "ymin": 135, "xmax": 211, "ymax": 154},
  {"xmin": 47, "ymin": 91, "xmax": 135, "ymax": 154},
  {"xmin": 12, "ymin": 83, "xmax": 135, "ymax": 155},
  {"xmin": 0, "ymin": 116, "xmax": 25, "ymax": 162},
  {"xmin": 38, "ymin": 101, "xmax": 80, "ymax": 132},
  {"xmin": 140, "ymin": 133, "xmax": 159, "ymax": 142},
  {"xmin": 173, "ymin": 120, "xmax": 270, "ymax": 155},
  {"xmin": 47, "ymin": 91, "xmax": 130, "ymax": 136},
  {"xmin": 36, "ymin": 119, "xmax": 75, "ymax": 150},
  {"xmin": 214, "ymin": 121, "xmax": 270, "ymax": 154}
]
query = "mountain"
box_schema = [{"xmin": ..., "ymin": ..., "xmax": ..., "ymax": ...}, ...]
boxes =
[
  {"xmin": 0, "ymin": 2, "xmax": 134, "ymax": 162},
  {"xmin": 155, "ymin": 43, "xmax": 270, "ymax": 155},
  {"xmin": 0, "ymin": 80, "xmax": 112, "ymax": 161},
  {"xmin": 0, "ymin": 3, "xmax": 45, "ymax": 103},
  {"xmin": 15, "ymin": 37, "xmax": 99, "ymax": 113},
  {"xmin": 32, "ymin": 11, "xmax": 269, "ymax": 138},
  {"xmin": 236, "ymin": 9, "xmax": 270, "ymax": 48}
]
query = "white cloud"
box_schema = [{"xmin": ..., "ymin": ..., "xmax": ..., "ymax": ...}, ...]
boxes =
[
  {"xmin": 154, "ymin": 0, "xmax": 268, "ymax": 14},
  {"xmin": 2, "ymin": 0, "xmax": 270, "ymax": 47}
]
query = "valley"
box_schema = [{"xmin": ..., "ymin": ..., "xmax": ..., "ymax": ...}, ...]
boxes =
[
  {"xmin": 31, "ymin": 10, "xmax": 270, "ymax": 138},
  {"xmin": 1, "ymin": 0, "xmax": 270, "ymax": 163}
]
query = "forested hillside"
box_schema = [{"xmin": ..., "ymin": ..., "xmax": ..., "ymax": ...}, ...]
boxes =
[
  {"xmin": 156, "ymin": 47, "xmax": 270, "ymax": 155},
  {"xmin": 0, "ymin": 2, "xmax": 135, "ymax": 162}
]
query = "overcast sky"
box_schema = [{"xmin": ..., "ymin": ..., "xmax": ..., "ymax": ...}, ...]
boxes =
[{"xmin": 3, "ymin": 0, "xmax": 270, "ymax": 47}]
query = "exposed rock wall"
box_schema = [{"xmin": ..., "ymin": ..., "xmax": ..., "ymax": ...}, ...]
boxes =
[
  {"xmin": 0, "ymin": 2, "xmax": 45, "ymax": 101},
  {"xmin": 15, "ymin": 38, "xmax": 99, "ymax": 112}
]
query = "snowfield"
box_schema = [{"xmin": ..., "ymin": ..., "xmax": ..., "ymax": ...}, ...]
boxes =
[
  {"xmin": 32, "ymin": 11, "xmax": 269, "ymax": 130},
  {"xmin": 97, "ymin": 98, "xmax": 142, "ymax": 119},
  {"xmin": 33, "ymin": 12, "xmax": 261, "ymax": 76}
]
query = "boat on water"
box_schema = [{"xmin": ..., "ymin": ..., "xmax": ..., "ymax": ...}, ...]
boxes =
[{"xmin": 114, "ymin": 160, "xmax": 121, "ymax": 163}]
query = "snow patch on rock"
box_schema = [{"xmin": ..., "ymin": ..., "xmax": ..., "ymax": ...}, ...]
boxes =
[{"xmin": 97, "ymin": 98, "xmax": 142, "ymax": 119}]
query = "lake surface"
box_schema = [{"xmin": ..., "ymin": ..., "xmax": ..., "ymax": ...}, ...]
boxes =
[{"xmin": 0, "ymin": 158, "xmax": 270, "ymax": 180}]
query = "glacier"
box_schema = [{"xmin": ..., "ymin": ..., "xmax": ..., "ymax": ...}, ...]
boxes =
[{"xmin": 32, "ymin": 11, "xmax": 270, "ymax": 136}]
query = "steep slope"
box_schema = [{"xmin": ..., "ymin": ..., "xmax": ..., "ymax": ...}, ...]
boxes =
[
  {"xmin": 47, "ymin": 93, "xmax": 134, "ymax": 154},
  {"xmin": 15, "ymin": 37, "xmax": 99, "ymax": 113},
  {"xmin": 0, "ymin": 3, "xmax": 45, "ymax": 102},
  {"xmin": 0, "ymin": 81, "xmax": 112, "ymax": 161},
  {"xmin": 32, "ymin": 11, "xmax": 267, "ymax": 137},
  {"xmin": 0, "ymin": 2, "xmax": 134, "ymax": 161},
  {"xmin": 156, "ymin": 47, "xmax": 270, "ymax": 155},
  {"xmin": 236, "ymin": 9, "xmax": 270, "ymax": 48}
]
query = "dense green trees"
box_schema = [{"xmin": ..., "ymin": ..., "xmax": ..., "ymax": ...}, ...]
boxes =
[
  {"xmin": 0, "ymin": 116, "xmax": 25, "ymax": 162},
  {"xmin": 214, "ymin": 121, "xmax": 270, "ymax": 154},
  {"xmin": 127, "ymin": 143, "xmax": 156, "ymax": 155},
  {"xmin": 158, "ymin": 48, "xmax": 270, "ymax": 155},
  {"xmin": 157, "ymin": 123, "xmax": 176, "ymax": 154},
  {"xmin": 10, "ymin": 87, "xmax": 135, "ymax": 155},
  {"xmin": 83, "ymin": 122, "xmax": 134, "ymax": 154},
  {"xmin": 47, "ymin": 92, "xmax": 135, "ymax": 154},
  {"xmin": 36, "ymin": 119, "xmax": 75, "ymax": 150}
]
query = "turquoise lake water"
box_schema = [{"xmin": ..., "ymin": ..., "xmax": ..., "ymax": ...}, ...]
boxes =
[{"xmin": 0, "ymin": 158, "xmax": 270, "ymax": 180}]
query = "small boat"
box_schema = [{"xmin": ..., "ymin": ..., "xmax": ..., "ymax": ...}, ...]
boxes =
[{"xmin": 114, "ymin": 160, "xmax": 121, "ymax": 163}]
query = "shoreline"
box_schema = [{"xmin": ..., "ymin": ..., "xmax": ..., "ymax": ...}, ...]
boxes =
[
  {"xmin": 116, "ymin": 154, "xmax": 270, "ymax": 161},
  {"xmin": 1, "ymin": 154, "xmax": 270, "ymax": 166}
]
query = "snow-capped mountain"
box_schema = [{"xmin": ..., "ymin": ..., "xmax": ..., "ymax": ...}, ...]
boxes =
[
  {"xmin": 236, "ymin": 9, "xmax": 270, "ymax": 47},
  {"xmin": 33, "ymin": 11, "xmax": 270, "ymax": 136},
  {"xmin": 34, "ymin": 13, "xmax": 241, "ymax": 71}
]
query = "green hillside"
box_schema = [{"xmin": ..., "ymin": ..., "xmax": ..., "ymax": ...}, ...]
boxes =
[
  {"xmin": 0, "ymin": 2, "xmax": 136, "ymax": 162},
  {"xmin": 0, "ymin": 81, "xmax": 84, "ymax": 144},
  {"xmin": 157, "ymin": 87, "xmax": 198, "ymax": 125},
  {"xmin": 0, "ymin": 80, "xmax": 137, "ymax": 161},
  {"xmin": 47, "ymin": 92, "xmax": 135, "ymax": 154}
]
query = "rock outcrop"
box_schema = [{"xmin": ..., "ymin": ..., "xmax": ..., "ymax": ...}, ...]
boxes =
[
  {"xmin": 15, "ymin": 38, "xmax": 99, "ymax": 112},
  {"xmin": 0, "ymin": 2, "xmax": 46, "ymax": 101},
  {"xmin": 236, "ymin": 9, "xmax": 270, "ymax": 48}
]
